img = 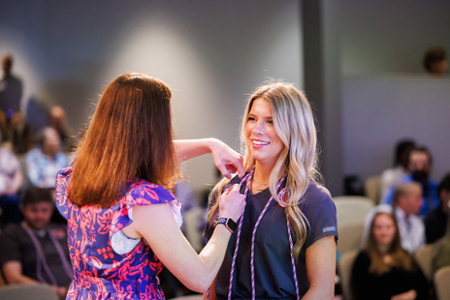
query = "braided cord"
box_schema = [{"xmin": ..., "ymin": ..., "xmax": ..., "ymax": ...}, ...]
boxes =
[
  {"xmin": 227, "ymin": 168, "xmax": 254, "ymax": 300},
  {"xmin": 212, "ymin": 169, "xmax": 300, "ymax": 300},
  {"xmin": 286, "ymin": 215, "xmax": 300, "ymax": 299},
  {"xmin": 250, "ymin": 176, "xmax": 285, "ymax": 300}
]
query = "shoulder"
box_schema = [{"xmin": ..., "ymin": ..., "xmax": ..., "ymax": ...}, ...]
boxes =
[
  {"xmin": 56, "ymin": 165, "xmax": 73, "ymax": 193},
  {"xmin": 226, "ymin": 175, "xmax": 242, "ymax": 188},
  {"xmin": 380, "ymin": 168, "xmax": 395, "ymax": 179},
  {"xmin": 55, "ymin": 152, "xmax": 68, "ymax": 162},
  {"xmin": 0, "ymin": 147, "xmax": 14, "ymax": 157},
  {"xmin": 209, "ymin": 174, "xmax": 241, "ymax": 202},
  {"xmin": 300, "ymin": 180, "xmax": 338, "ymax": 246},
  {"xmin": 299, "ymin": 180, "xmax": 335, "ymax": 212},
  {"xmin": 1, "ymin": 223, "xmax": 24, "ymax": 239},
  {"xmin": 410, "ymin": 214, "xmax": 425, "ymax": 227},
  {"xmin": 428, "ymin": 179, "xmax": 439, "ymax": 189},
  {"xmin": 124, "ymin": 178, "xmax": 176, "ymax": 205},
  {"xmin": 25, "ymin": 148, "xmax": 40, "ymax": 158},
  {"xmin": 0, "ymin": 148, "xmax": 19, "ymax": 167},
  {"xmin": 425, "ymin": 207, "xmax": 442, "ymax": 221}
]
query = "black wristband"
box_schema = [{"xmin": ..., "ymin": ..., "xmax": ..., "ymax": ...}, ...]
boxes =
[{"xmin": 214, "ymin": 217, "xmax": 237, "ymax": 233}]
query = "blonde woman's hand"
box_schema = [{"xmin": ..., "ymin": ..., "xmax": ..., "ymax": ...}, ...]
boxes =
[{"xmin": 218, "ymin": 184, "xmax": 246, "ymax": 222}]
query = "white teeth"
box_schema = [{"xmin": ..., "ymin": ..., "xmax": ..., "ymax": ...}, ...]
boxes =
[{"xmin": 253, "ymin": 140, "xmax": 269, "ymax": 145}]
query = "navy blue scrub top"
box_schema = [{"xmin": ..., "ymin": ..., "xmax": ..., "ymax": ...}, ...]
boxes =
[{"xmin": 205, "ymin": 175, "xmax": 338, "ymax": 300}]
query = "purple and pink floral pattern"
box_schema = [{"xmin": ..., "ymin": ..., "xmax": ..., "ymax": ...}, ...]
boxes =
[{"xmin": 55, "ymin": 166, "xmax": 176, "ymax": 299}]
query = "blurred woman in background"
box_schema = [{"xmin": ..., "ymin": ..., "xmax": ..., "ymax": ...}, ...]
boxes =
[{"xmin": 352, "ymin": 210, "xmax": 428, "ymax": 300}]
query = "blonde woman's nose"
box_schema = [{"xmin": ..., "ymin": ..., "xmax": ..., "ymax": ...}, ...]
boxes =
[{"xmin": 252, "ymin": 121, "xmax": 264, "ymax": 135}]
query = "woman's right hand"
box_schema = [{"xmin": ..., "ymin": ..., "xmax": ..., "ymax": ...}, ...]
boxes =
[{"xmin": 218, "ymin": 184, "xmax": 246, "ymax": 222}]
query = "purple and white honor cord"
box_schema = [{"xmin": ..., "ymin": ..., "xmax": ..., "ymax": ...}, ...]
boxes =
[
  {"xmin": 286, "ymin": 215, "xmax": 300, "ymax": 299},
  {"xmin": 227, "ymin": 169, "xmax": 299, "ymax": 300},
  {"xmin": 227, "ymin": 169, "xmax": 254, "ymax": 300},
  {"xmin": 21, "ymin": 223, "xmax": 73, "ymax": 286}
]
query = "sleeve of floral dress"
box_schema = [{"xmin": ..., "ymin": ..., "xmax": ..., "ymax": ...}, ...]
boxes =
[
  {"xmin": 109, "ymin": 180, "xmax": 181, "ymax": 242},
  {"xmin": 55, "ymin": 165, "xmax": 74, "ymax": 220}
]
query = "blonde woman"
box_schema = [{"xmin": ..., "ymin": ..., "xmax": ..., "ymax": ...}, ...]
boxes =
[{"xmin": 205, "ymin": 82, "xmax": 338, "ymax": 300}]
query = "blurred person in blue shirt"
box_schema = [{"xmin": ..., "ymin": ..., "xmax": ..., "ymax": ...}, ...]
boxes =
[{"xmin": 383, "ymin": 146, "xmax": 439, "ymax": 218}]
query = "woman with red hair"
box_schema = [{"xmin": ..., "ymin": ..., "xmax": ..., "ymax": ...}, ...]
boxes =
[{"xmin": 56, "ymin": 73, "xmax": 246, "ymax": 299}]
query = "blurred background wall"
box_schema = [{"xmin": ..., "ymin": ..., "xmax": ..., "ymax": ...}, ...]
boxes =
[
  {"xmin": 1, "ymin": 0, "xmax": 449, "ymax": 197},
  {"xmin": 0, "ymin": 0, "xmax": 303, "ymax": 194},
  {"xmin": 340, "ymin": 0, "xmax": 450, "ymax": 183}
]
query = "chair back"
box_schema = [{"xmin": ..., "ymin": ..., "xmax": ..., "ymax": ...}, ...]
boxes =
[
  {"xmin": 414, "ymin": 244, "xmax": 435, "ymax": 281},
  {"xmin": 338, "ymin": 249, "xmax": 358, "ymax": 300},
  {"xmin": 333, "ymin": 196, "xmax": 374, "ymax": 225},
  {"xmin": 434, "ymin": 265, "xmax": 450, "ymax": 300},
  {"xmin": 337, "ymin": 221, "xmax": 365, "ymax": 254},
  {"xmin": 0, "ymin": 284, "xmax": 59, "ymax": 300},
  {"xmin": 364, "ymin": 175, "xmax": 381, "ymax": 204}
]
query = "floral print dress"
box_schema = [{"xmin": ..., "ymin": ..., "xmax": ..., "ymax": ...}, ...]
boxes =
[{"xmin": 56, "ymin": 166, "xmax": 181, "ymax": 299}]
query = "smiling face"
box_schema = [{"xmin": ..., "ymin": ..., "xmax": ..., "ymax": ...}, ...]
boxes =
[
  {"xmin": 244, "ymin": 98, "xmax": 284, "ymax": 169},
  {"xmin": 372, "ymin": 213, "xmax": 396, "ymax": 248}
]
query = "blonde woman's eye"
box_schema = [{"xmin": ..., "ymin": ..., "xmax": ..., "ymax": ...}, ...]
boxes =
[
  {"xmin": 248, "ymin": 116, "xmax": 256, "ymax": 121},
  {"xmin": 267, "ymin": 120, "xmax": 274, "ymax": 125}
]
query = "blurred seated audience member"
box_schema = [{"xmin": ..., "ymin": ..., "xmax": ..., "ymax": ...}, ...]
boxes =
[
  {"xmin": 423, "ymin": 46, "xmax": 448, "ymax": 75},
  {"xmin": 0, "ymin": 110, "xmax": 6, "ymax": 144},
  {"xmin": 380, "ymin": 139, "xmax": 415, "ymax": 200},
  {"xmin": 0, "ymin": 131, "xmax": 23, "ymax": 225},
  {"xmin": 1, "ymin": 111, "xmax": 33, "ymax": 154},
  {"xmin": 392, "ymin": 183, "xmax": 425, "ymax": 253},
  {"xmin": 48, "ymin": 105, "xmax": 74, "ymax": 153},
  {"xmin": 425, "ymin": 173, "xmax": 450, "ymax": 244},
  {"xmin": 0, "ymin": 54, "xmax": 22, "ymax": 115},
  {"xmin": 384, "ymin": 147, "xmax": 440, "ymax": 218},
  {"xmin": 175, "ymin": 180, "xmax": 198, "ymax": 217},
  {"xmin": 25, "ymin": 127, "xmax": 68, "ymax": 188},
  {"xmin": 351, "ymin": 210, "xmax": 428, "ymax": 300},
  {"xmin": 0, "ymin": 187, "xmax": 72, "ymax": 299},
  {"xmin": 434, "ymin": 236, "xmax": 450, "ymax": 273}
]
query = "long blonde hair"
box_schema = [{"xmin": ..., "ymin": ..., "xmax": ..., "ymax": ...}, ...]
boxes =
[{"xmin": 207, "ymin": 81, "xmax": 320, "ymax": 258}]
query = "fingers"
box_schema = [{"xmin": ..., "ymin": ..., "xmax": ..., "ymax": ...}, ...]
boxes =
[
  {"xmin": 220, "ymin": 156, "xmax": 244, "ymax": 180},
  {"xmin": 233, "ymin": 155, "xmax": 245, "ymax": 179},
  {"xmin": 218, "ymin": 163, "xmax": 232, "ymax": 179},
  {"xmin": 211, "ymin": 139, "xmax": 244, "ymax": 179},
  {"xmin": 224, "ymin": 186, "xmax": 233, "ymax": 195},
  {"xmin": 224, "ymin": 184, "xmax": 239, "ymax": 195}
]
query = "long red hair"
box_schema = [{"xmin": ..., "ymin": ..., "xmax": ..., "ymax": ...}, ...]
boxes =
[{"xmin": 69, "ymin": 73, "xmax": 179, "ymax": 207}]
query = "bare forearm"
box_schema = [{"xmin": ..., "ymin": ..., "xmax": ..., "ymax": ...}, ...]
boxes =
[
  {"xmin": 302, "ymin": 286, "xmax": 334, "ymax": 300},
  {"xmin": 174, "ymin": 139, "xmax": 218, "ymax": 163},
  {"xmin": 195, "ymin": 225, "xmax": 232, "ymax": 290}
]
